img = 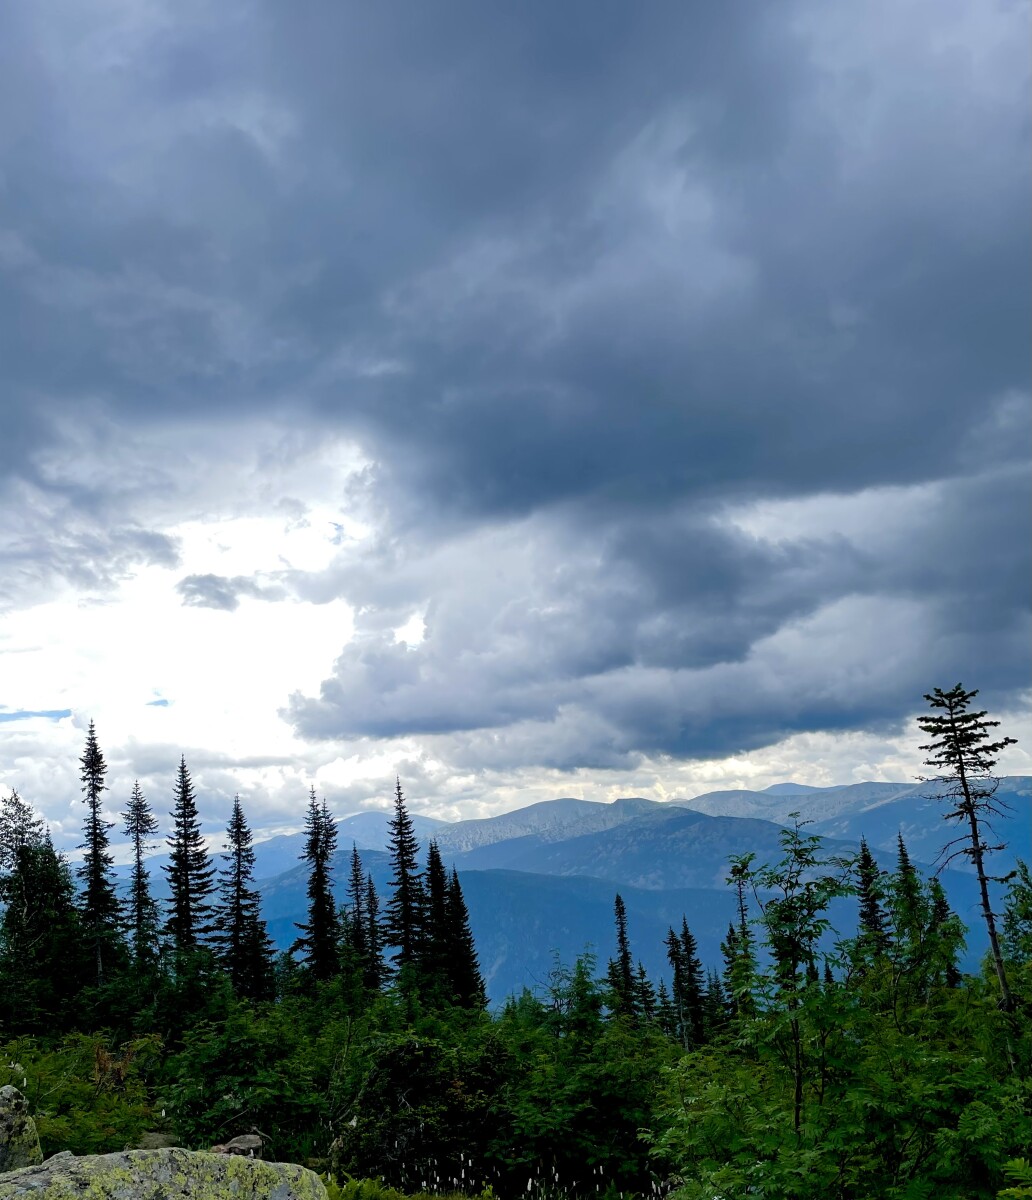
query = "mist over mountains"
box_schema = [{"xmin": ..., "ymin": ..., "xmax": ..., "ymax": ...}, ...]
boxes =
[{"xmin": 118, "ymin": 777, "xmax": 1029, "ymax": 1003}]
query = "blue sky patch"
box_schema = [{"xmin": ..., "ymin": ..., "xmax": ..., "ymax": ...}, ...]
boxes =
[{"xmin": 0, "ymin": 708, "xmax": 72, "ymax": 724}]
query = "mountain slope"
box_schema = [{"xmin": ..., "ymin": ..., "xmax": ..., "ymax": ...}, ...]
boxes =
[
  {"xmin": 807, "ymin": 777, "xmax": 1030, "ymax": 873},
  {"xmin": 431, "ymin": 796, "xmax": 674, "ymax": 854},
  {"xmin": 453, "ymin": 809, "xmax": 855, "ymax": 889}
]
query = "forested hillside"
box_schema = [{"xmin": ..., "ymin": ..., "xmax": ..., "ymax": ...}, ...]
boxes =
[{"xmin": 1, "ymin": 689, "xmax": 1030, "ymax": 1198}]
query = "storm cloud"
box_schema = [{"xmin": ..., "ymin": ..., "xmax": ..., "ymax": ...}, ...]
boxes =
[{"xmin": 0, "ymin": 0, "xmax": 1028, "ymax": 817}]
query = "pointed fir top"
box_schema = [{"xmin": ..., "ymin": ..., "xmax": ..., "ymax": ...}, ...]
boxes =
[
  {"xmin": 918, "ymin": 684, "xmax": 1017, "ymax": 776},
  {"xmin": 79, "ymin": 719, "xmax": 108, "ymax": 797}
]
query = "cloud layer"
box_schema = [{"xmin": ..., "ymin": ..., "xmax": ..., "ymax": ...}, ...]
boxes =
[{"xmin": 0, "ymin": 0, "xmax": 1028, "ymax": 836}]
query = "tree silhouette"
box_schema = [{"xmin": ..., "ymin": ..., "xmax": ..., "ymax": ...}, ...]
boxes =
[
  {"xmin": 919, "ymin": 683, "xmax": 1016, "ymax": 1009},
  {"xmin": 364, "ymin": 872, "xmax": 386, "ymax": 991},
  {"xmin": 293, "ymin": 787, "xmax": 340, "ymax": 981},
  {"xmin": 77, "ymin": 720, "xmax": 123, "ymax": 984},
  {"xmin": 445, "ymin": 867, "xmax": 485, "ymax": 1008},
  {"xmin": 666, "ymin": 918, "xmax": 704, "ymax": 1046},
  {"xmin": 214, "ymin": 794, "xmax": 274, "ymax": 999},
  {"xmin": 853, "ymin": 837, "xmax": 890, "ymax": 970},
  {"xmin": 383, "ymin": 779, "xmax": 426, "ymax": 970},
  {"xmin": 422, "ymin": 839, "xmax": 451, "ymax": 990},
  {"xmin": 163, "ymin": 756, "xmax": 215, "ymax": 952},
  {"xmin": 607, "ymin": 893, "xmax": 635, "ymax": 1017},
  {"xmin": 121, "ymin": 780, "xmax": 160, "ymax": 967}
]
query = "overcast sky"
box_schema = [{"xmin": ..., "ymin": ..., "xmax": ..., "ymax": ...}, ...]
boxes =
[{"xmin": 1, "ymin": 0, "xmax": 1029, "ymax": 851}]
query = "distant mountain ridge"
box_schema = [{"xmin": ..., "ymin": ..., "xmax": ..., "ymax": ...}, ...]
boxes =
[
  {"xmin": 107, "ymin": 777, "xmax": 1029, "ymax": 1003},
  {"xmin": 670, "ymin": 777, "xmax": 1030, "ymax": 873},
  {"xmin": 431, "ymin": 796, "xmax": 671, "ymax": 854},
  {"xmin": 671, "ymin": 781, "xmax": 914, "ymax": 823}
]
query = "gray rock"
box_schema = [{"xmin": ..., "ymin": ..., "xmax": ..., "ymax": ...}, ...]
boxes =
[
  {"xmin": 0, "ymin": 1087, "xmax": 42, "ymax": 1174},
  {"xmin": 135, "ymin": 1132, "xmax": 182, "ymax": 1150},
  {"xmin": 0, "ymin": 1146, "xmax": 328, "ymax": 1197}
]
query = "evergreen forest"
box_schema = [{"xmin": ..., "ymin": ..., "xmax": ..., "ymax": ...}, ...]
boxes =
[{"xmin": 1, "ymin": 687, "xmax": 1030, "ymax": 1200}]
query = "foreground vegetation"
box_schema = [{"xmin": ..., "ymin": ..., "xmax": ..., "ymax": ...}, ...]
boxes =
[{"xmin": 0, "ymin": 686, "xmax": 1029, "ymax": 1198}]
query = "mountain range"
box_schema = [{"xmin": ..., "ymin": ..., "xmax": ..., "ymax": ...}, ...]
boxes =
[{"xmin": 112, "ymin": 776, "xmax": 1029, "ymax": 1002}]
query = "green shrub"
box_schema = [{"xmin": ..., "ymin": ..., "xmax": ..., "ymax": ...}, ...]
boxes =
[{"xmin": 0, "ymin": 1033, "xmax": 161, "ymax": 1157}]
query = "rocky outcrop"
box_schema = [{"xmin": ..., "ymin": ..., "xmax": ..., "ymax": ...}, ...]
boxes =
[
  {"xmin": 0, "ymin": 1146, "xmax": 328, "ymax": 1198},
  {"xmin": 0, "ymin": 1087, "xmax": 42, "ymax": 1174}
]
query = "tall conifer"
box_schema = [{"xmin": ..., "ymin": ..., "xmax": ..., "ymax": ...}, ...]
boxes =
[
  {"xmin": 655, "ymin": 978, "xmax": 677, "ymax": 1038},
  {"xmin": 344, "ymin": 843, "xmax": 369, "ymax": 963},
  {"xmin": 383, "ymin": 779, "xmax": 425, "ymax": 969},
  {"xmin": 293, "ymin": 787, "xmax": 340, "ymax": 981},
  {"xmin": 78, "ymin": 721, "xmax": 123, "ymax": 984},
  {"xmin": 927, "ymin": 876, "xmax": 964, "ymax": 989},
  {"xmin": 888, "ymin": 834, "xmax": 926, "ymax": 954},
  {"xmin": 163, "ymin": 756, "xmax": 215, "ymax": 952},
  {"xmin": 634, "ymin": 961, "xmax": 657, "ymax": 1020},
  {"xmin": 607, "ymin": 893, "xmax": 636, "ymax": 1017},
  {"xmin": 666, "ymin": 918, "xmax": 705, "ymax": 1046},
  {"xmin": 422, "ymin": 840, "xmax": 451, "ymax": 986},
  {"xmin": 121, "ymin": 780, "xmax": 160, "ymax": 966},
  {"xmin": 214, "ymin": 794, "xmax": 274, "ymax": 999},
  {"xmin": 853, "ymin": 837, "xmax": 890, "ymax": 971},
  {"xmin": 445, "ymin": 866, "xmax": 485, "ymax": 1008},
  {"xmin": 365, "ymin": 872, "xmax": 386, "ymax": 991},
  {"xmin": 724, "ymin": 856, "xmax": 758, "ymax": 1015},
  {"xmin": 919, "ymin": 683, "xmax": 1016, "ymax": 1009}
]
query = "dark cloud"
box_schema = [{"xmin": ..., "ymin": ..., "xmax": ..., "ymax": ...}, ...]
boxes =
[
  {"xmin": 288, "ymin": 458, "xmax": 1031, "ymax": 764},
  {"xmin": 0, "ymin": 494, "xmax": 181, "ymax": 608},
  {"xmin": 1, "ymin": 0, "xmax": 1028, "ymax": 773},
  {"xmin": 176, "ymin": 573, "xmax": 289, "ymax": 612}
]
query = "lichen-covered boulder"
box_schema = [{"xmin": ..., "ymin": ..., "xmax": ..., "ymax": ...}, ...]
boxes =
[
  {"xmin": 0, "ymin": 1087, "xmax": 42, "ymax": 1173},
  {"xmin": 0, "ymin": 1147, "xmax": 328, "ymax": 1198}
]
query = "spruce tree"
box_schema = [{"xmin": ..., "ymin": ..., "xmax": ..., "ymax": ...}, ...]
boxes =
[
  {"xmin": 720, "ymin": 921, "xmax": 740, "ymax": 1005},
  {"xmin": 347, "ymin": 844, "xmax": 368, "ymax": 957},
  {"xmin": 214, "ymin": 794, "xmax": 274, "ymax": 999},
  {"xmin": 163, "ymin": 756, "xmax": 215, "ymax": 952},
  {"xmin": 422, "ymin": 839, "xmax": 451, "ymax": 990},
  {"xmin": 666, "ymin": 925, "xmax": 687, "ymax": 1043},
  {"xmin": 343, "ymin": 843, "xmax": 370, "ymax": 980},
  {"xmin": 121, "ymin": 780, "xmax": 160, "ymax": 967},
  {"xmin": 607, "ymin": 893, "xmax": 636, "ymax": 1017},
  {"xmin": 853, "ymin": 837, "xmax": 890, "ymax": 970},
  {"xmin": 926, "ymin": 876, "xmax": 964, "ymax": 989},
  {"xmin": 365, "ymin": 872, "xmax": 386, "ymax": 991},
  {"xmin": 77, "ymin": 720, "xmax": 123, "ymax": 984},
  {"xmin": 655, "ymin": 978, "xmax": 677, "ymax": 1038},
  {"xmin": 884, "ymin": 834, "xmax": 936, "ymax": 1015},
  {"xmin": 724, "ymin": 855, "xmax": 758, "ymax": 1015},
  {"xmin": 918, "ymin": 683, "xmax": 1016, "ymax": 1009},
  {"xmin": 667, "ymin": 919, "xmax": 707, "ymax": 1044},
  {"xmin": 383, "ymin": 779, "xmax": 426, "ymax": 970},
  {"xmin": 703, "ymin": 969, "xmax": 728, "ymax": 1034},
  {"xmin": 293, "ymin": 787, "xmax": 340, "ymax": 981},
  {"xmin": 889, "ymin": 834, "xmax": 926, "ymax": 948},
  {"xmin": 445, "ymin": 867, "xmax": 485, "ymax": 1008},
  {"xmin": 634, "ymin": 961, "xmax": 656, "ymax": 1021}
]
